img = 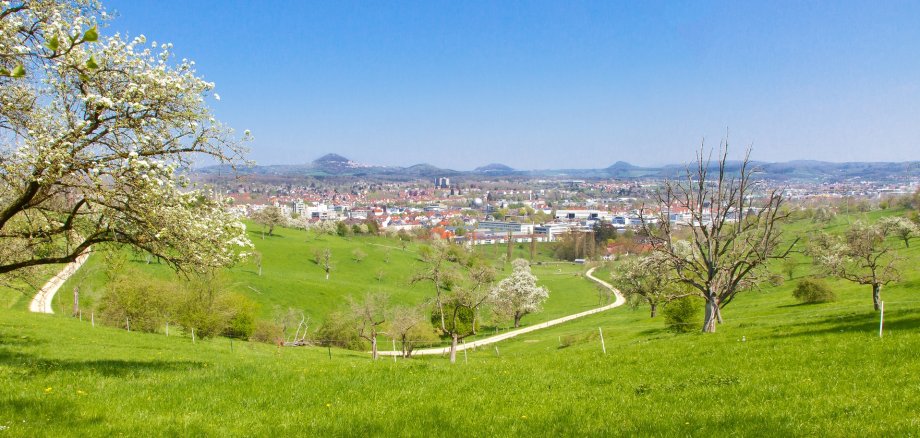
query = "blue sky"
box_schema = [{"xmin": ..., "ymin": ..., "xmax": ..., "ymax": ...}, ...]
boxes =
[{"xmin": 104, "ymin": 0, "xmax": 920, "ymax": 169}]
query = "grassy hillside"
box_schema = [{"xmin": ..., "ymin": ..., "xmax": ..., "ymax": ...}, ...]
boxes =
[
  {"xmin": 3, "ymin": 211, "xmax": 919, "ymax": 435},
  {"xmin": 51, "ymin": 225, "xmax": 600, "ymax": 329}
]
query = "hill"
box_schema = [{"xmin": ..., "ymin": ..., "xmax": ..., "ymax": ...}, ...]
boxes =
[
  {"xmin": 3, "ymin": 210, "xmax": 920, "ymax": 434},
  {"xmin": 197, "ymin": 156, "xmax": 920, "ymax": 183},
  {"xmin": 51, "ymin": 225, "xmax": 600, "ymax": 329}
]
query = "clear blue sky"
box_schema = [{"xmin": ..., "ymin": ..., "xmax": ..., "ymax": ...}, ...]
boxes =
[{"xmin": 104, "ymin": 0, "xmax": 920, "ymax": 169}]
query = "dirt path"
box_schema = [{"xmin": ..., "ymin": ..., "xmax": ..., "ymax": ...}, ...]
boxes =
[
  {"xmin": 379, "ymin": 266, "xmax": 624, "ymax": 356},
  {"xmin": 29, "ymin": 251, "xmax": 90, "ymax": 314}
]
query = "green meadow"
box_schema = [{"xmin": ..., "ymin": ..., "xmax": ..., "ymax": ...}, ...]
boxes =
[{"xmin": 1, "ymin": 211, "xmax": 919, "ymax": 435}]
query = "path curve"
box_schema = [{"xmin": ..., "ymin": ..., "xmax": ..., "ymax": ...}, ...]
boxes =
[
  {"xmin": 378, "ymin": 266, "xmax": 625, "ymax": 356},
  {"xmin": 29, "ymin": 251, "xmax": 90, "ymax": 314}
]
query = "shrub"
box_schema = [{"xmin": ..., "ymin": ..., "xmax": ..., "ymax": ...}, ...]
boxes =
[
  {"xmin": 792, "ymin": 278, "xmax": 837, "ymax": 303},
  {"xmin": 315, "ymin": 311, "xmax": 363, "ymax": 350},
  {"xmin": 250, "ymin": 320, "xmax": 285, "ymax": 344},
  {"xmin": 97, "ymin": 272, "xmax": 177, "ymax": 333},
  {"xmin": 662, "ymin": 297, "xmax": 702, "ymax": 333}
]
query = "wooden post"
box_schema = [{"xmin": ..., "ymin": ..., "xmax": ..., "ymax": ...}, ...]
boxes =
[
  {"xmin": 230, "ymin": 338, "xmax": 234, "ymax": 352},
  {"xmin": 494, "ymin": 345, "xmax": 500, "ymax": 357},
  {"xmin": 462, "ymin": 340, "xmax": 468, "ymax": 363},
  {"xmin": 392, "ymin": 339, "xmax": 397, "ymax": 362},
  {"xmin": 91, "ymin": 312, "xmax": 94, "ymax": 328},
  {"xmin": 599, "ymin": 327, "xmax": 606, "ymax": 355},
  {"xmin": 192, "ymin": 328, "xmax": 196, "ymax": 344},
  {"xmin": 72, "ymin": 286, "xmax": 79, "ymax": 317},
  {"xmin": 879, "ymin": 301, "xmax": 885, "ymax": 338},
  {"xmin": 126, "ymin": 317, "xmax": 130, "ymax": 332},
  {"xmin": 166, "ymin": 322, "xmax": 169, "ymax": 337},
  {"xmin": 327, "ymin": 345, "xmax": 332, "ymax": 359}
]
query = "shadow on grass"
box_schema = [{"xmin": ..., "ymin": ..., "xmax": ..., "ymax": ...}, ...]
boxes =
[
  {"xmin": 778, "ymin": 309, "xmax": 920, "ymax": 338},
  {"xmin": 0, "ymin": 350, "xmax": 205, "ymax": 377}
]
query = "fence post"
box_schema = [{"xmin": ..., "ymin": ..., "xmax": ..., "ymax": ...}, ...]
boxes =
[
  {"xmin": 599, "ymin": 327, "xmax": 606, "ymax": 355},
  {"xmin": 879, "ymin": 301, "xmax": 885, "ymax": 338},
  {"xmin": 91, "ymin": 312, "xmax": 94, "ymax": 328},
  {"xmin": 192, "ymin": 328, "xmax": 196, "ymax": 344},
  {"xmin": 126, "ymin": 317, "xmax": 130, "ymax": 332},
  {"xmin": 392, "ymin": 339, "xmax": 397, "ymax": 362},
  {"xmin": 166, "ymin": 322, "xmax": 169, "ymax": 337}
]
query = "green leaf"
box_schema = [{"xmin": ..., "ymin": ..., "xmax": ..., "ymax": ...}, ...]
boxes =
[
  {"xmin": 82, "ymin": 25, "xmax": 98, "ymax": 43},
  {"xmin": 86, "ymin": 56, "xmax": 98, "ymax": 70},
  {"xmin": 11, "ymin": 64, "xmax": 25, "ymax": 78},
  {"xmin": 46, "ymin": 35, "xmax": 60, "ymax": 52},
  {"xmin": 0, "ymin": 68, "xmax": 9, "ymax": 77}
]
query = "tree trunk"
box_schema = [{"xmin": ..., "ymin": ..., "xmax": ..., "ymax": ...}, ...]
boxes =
[
  {"xmin": 872, "ymin": 283, "xmax": 882, "ymax": 311},
  {"xmin": 649, "ymin": 302, "xmax": 657, "ymax": 318},
  {"xmin": 325, "ymin": 270, "xmax": 329, "ymax": 280},
  {"xmin": 371, "ymin": 336, "xmax": 378, "ymax": 360},
  {"xmin": 449, "ymin": 333, "xmax": 458, "ymax": 363},
  {"xmin": 702, "ymin": 295, "xmax": 719, "ymax": 333},
  {"xmin": 514, "ymin": 312, "xmax": 523, "ymax": 328}
]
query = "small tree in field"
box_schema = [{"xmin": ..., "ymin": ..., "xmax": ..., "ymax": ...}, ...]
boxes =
[
  {"xmin": 412, "ymin": 240, "xmax": 495, "ymax": 363},
  {"xmin": 611, "ymin": 253, "xmax": 694, "ymax": 318},
  {"xmin": 641, "ymin": 145, "xmax": 794, "ymax": 332},
  {"xmin": 810, "ymin": 221, "xmax": 902, "ymax": 310},
  {"xmin": 316, "ymin": 248, "xmax": 333, "ymax": 280},
  {"xmin": 387, "ymin": 306, "xmax": 437, "ymax": 358},
  {"xmin": 347, "ymin": 293, "xmax": 388, "ymax": 360},
  {"xmin": 878, "ymin": 216, "xmax": 918, "ymax": 248},
  {"xmin": 252, "ymin": 206, "xmax": 286, "ymax": 237},
  {"xmin": 351, "ymin": 248, "xmax": 367, "ymax": 263},
  {"xmin": 489, "ymin": 259, "xmax": 549, "ymax": 327}
]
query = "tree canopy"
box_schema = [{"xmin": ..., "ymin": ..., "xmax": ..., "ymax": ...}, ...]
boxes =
[{"xmin": 1, "ymin": 0, "xmax": 251, "ymax": 278}]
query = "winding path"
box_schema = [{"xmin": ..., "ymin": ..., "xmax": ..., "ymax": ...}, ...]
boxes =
[
  {"xmin": 29, "ymin": 251, "xmax": 90, "ymax": 314},
  {"xmin": 378, "ymin": 266, "xmax": 625, "ymax": 356}
]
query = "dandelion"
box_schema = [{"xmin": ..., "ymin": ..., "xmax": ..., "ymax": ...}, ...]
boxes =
[
  {"xmin": 43, "ymin": 387, "xmax": 52, "ymax": 393},
  {"xmin": 76, "ymin": 390, "xmax": 86, "ymax": 396}
]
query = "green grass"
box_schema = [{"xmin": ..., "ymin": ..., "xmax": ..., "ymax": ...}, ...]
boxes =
[
  {"xmin": 2, "ymin": 211, "xmax": 920, "ymax": 435},
  {"xmin": 52, "ymin": 225, "xmax": 600, "ymax": 330}
]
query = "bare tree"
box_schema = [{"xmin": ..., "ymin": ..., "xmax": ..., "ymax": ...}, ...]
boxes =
[
  {"xmin": 387, "ymin": 305, "xmax": 436, "ymax": 358},
  {"xmin": 641, "ymin": 145, "xmax": 794, "ymax": 332},
  {"xmin": 351, "ymin": 248, "xmax": 367, "ymax": 263},
  {"xmin": 348, "ymin": 293, "xmax": 388, "ymax": 360},
  {"xmin": 810, "ymin": 221, "xmax": 902, "ymax": 310}
]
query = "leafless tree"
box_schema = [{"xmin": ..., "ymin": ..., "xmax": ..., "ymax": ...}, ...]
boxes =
[
  {"xmin": 347, "ymin": 293, "xmax": 388, "ymax": 360},
  {"xmin": 641, "ymin": 144, "xmax": 794, "ymax": 332}
]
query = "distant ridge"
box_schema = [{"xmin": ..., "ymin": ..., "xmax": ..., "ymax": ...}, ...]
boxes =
[{"xmin": 196, "ymin": 155, "xmax": 920, "ymax": 183}]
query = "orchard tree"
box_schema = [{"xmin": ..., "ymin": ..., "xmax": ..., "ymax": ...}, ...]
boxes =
[
  {"xmin": 315, "ymin": 248, "xmax": 333, "ymax": 280},
  {"xmin": 252, "ymin": 206, "xmax": 285, "ymax": 237},
  {"xmin": 489, "ymin": 258, "xmax": 549, "ymax": 327},
  {"xmin": 387, "ymin": 305, "xmax": 436, "ymax": 358},
  {"xmin": 641, "ymin": 145, "xmax": 794, "ymax": 332},
  {"xmin": 0, "ymin": 1, "xmax": 252, "ymax": 278},
  {"xmin": 810, "ymin": 221, "xmax": 902, "ymax": 310},
  {"xmin": 347, "ymin": 293, "xmax": 388, "ymax": 360},
  {"xmin": 412, "ymin": 240, "xmax": 495, "ymax": 363},
  {"xmin": 611, "ymin": 253, "xmax": 694, "ymax": 318},
  {"xmin": 878, "ymin": 216, "xmax": 918, "ymax": 248}
]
